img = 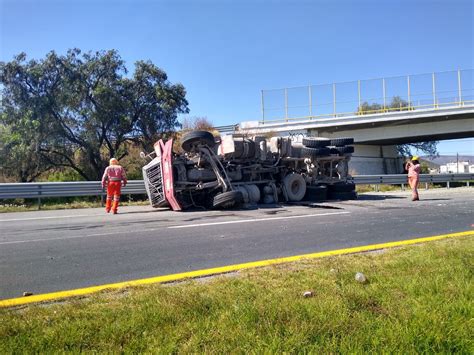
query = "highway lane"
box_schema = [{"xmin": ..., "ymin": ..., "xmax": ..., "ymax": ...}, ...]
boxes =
[{"xmin": 1, "ymin": 188, "xmax": 473, "ymax": 299}]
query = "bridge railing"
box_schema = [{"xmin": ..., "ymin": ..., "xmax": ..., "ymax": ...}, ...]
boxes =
[
  {"xmin": 260, "ymin": 69, "xmax": 474, "ymax": 123},
  {"xmin": 0, "ymin": 174, "xmax": 471, "ymax": 206}
]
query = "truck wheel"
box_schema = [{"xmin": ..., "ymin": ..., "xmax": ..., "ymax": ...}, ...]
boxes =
[
  {"xmin": 329, "ymin": 147, "xmax": 339, "ymax": 155},
  {"xmin": 301, "ymin": 147, "xmax": 331, "ymax": 158},
  {"xmin": 213, "ymin": 191, "xmax": 244, "ymax": 209},
  {"xmin": 181, "ymin": 131, "xmax": 216, "ymax": 152},
  {"xmin": 330, "ymin": 137, "xmax": 354, "ymax": 146},
  {"xmin": 302, "ymin": 137, "xmax": 330, "ymax": 148},
  {"xmin": 328, "ymin": 190, "xmax": 357, "ymax": 200},
  {"xmin": 283, "ymin": 173, "xmax": 306, "ymax": 201},
  {"xmin": 335, "ymin": 146, "xmax": 354, "ymax": 155}
]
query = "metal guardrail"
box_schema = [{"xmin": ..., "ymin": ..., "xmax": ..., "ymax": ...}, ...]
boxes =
[
  {"xmin": 350, "ymin": 173, "xmax": 474, "ymax": 185},
  {"xmin": 0, "ymin": 180, "xmax": 146, "ymax": 200},
  {"xmin": 0, "ymin": 174, "xmax": 472, "ymax": 201}
]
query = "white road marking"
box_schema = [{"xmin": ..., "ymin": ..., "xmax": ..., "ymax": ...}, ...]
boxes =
[
  {"xmin": 167, "ymin": 211, "xmax": 351, "ymax": 229},
  {"xmin": 0, "ymin": 214, "xmax": 90, "ymax": 222},
  {"xmin": 0, "ymin": 211, "xmax": 351, "ymax": 245}
]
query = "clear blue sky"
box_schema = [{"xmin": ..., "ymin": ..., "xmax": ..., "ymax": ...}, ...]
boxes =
[{"xmin": 1, "ymin": 0, "xmax": 473, "ymax": 154}]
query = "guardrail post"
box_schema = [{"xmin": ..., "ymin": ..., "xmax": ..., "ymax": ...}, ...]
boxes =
[
  {"xmin": 467, "ymin": 181, "xmax": 470, "ymax": 187},
  {"xmin": 38, "ymin": 185, "xmax": 42, "ymax": 210},
  {"xmin": 425, "ymin": 183, "xmax": 428, "ymax": 190},
  {"xmin": 447, "ymin": 181, "xmax": 450, "ymax": 189},
  {"xmin": 401, "ymin": 183, "xmax": 405, "ymax": 191}
]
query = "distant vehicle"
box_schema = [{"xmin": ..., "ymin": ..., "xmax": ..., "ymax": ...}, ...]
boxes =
[{"xmin": 141, "ymin": 131, "xmax": 356, "ymax": 211}]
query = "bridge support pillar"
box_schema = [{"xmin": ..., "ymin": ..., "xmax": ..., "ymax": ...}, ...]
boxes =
[{"xmin": 348, "ymin": 144, "xmax": 403, "ymax": 175}]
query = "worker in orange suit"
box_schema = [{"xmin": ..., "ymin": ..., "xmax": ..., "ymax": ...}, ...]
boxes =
[
  {"xmin": 101, "ymin": 158, "xmax": 127, "ymax": 214},
  {"xmin": 405, "ymin": 156, "xmax": 421, "ymax": 201}
]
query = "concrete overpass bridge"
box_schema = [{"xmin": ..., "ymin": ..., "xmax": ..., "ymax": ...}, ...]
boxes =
[{"xmin": 221, "ymin": 69, "xmax": 474, "ymax": 174}]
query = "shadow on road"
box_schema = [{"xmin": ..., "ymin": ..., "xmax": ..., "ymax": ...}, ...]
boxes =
[
  {"xmin": 357, "ymin": 194, "xmax": 405, "ymax": 201},
  {"xmin": 121, "ymin": 209, "xmax": 165, "ymax": 215},
  {"xmin": 415, "ymin": 198, "xmax": 452, "ymax": 201}
]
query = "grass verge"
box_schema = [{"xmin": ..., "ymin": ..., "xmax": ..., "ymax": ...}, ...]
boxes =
[{"xmin": 1, "ymin": 236, "xmax": 473, "ymax": 353}]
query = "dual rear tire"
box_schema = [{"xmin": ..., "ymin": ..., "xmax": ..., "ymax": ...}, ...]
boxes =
[{"xmin": 302, "ymin": 137, "xmax": 355, "ymax": 157}]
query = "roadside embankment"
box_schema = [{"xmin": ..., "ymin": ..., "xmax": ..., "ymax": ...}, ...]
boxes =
[{"xmin": 1, "ymin": 235, "xmax": 472, "ymax": 353}]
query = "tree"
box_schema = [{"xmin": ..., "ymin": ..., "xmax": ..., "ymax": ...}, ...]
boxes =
[
  {"xmin": 396, "ymin": 141, "xmax": 438, "ymax": 158},
  {"xmin": 0, "ymin": 114, "xmax": 54, "ymax": 182},
  {"xmin": 0, "ymin": 49, "xmax": 189, "ymax": 181},
  {"xmin": 357, "ymin": 96, "xmax": 438, "ymax": 158}
]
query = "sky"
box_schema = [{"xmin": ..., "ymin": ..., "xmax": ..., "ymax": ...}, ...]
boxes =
[{"xmin": 1, "ymin": 0, "xmax": 473, "ymax": 155}]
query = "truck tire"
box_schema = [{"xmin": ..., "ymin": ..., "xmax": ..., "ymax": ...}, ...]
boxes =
[
  {"xmin": 213, "ymin": 191, "xmax": 243, "ymax": 209},
  {"xmin": 328, "ymin": 182, "xmax": 355, "ymax": 193},
  {"xmin": 329, "ymin": 137, "xmax": 354, "ymax": 146},
  {"xmin": 328, "ymin": 190, "xmax": 357, "ymax": 200},
  {"xmin": 283, "ymin": 173, "xmax": 306, "ymax": 201},
  {"xmin": 181, "ymin": 131, "xmax": 216, "ymax": 152},
  {"xmin": 334, "ymin": 146, "xmax": 354, "ymax": 155},
  {"xmin": 301, "ymin": 147, "xmax": 331, "ymax": 158},
  {"xmin": 304, "ymin": 185, "xmax": 327, "ymax": 201},
  {"xmin": 302, "ymin": 137, "xmax": 330, "ymax": 148}
]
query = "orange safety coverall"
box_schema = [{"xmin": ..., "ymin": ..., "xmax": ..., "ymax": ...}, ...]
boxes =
[
  {"xmin": 406, "ymin": 162, "xmax": 420, "ymax": 201},
  {"xmin": 101, "ymin": 164, "xmax": 127, "ymax": 213}
]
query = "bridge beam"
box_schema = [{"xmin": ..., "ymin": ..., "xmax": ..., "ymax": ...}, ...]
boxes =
[{"xmin": 311, "ymin": 117, "xmax": 474, "ymax": 145}]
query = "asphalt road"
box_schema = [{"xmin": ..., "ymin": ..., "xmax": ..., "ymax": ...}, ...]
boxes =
[{"xmin": 1, "ymin": 188, "xmax": 473, "ymax": 300}]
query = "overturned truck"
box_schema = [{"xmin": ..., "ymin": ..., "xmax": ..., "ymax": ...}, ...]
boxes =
[{"xmin": 141, "ymin": 131, "xmax": 356, "ymax": 211}]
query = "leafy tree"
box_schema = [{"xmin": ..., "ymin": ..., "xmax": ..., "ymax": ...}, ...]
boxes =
[
  {"xmin": 0, "ymin": 49, "xmax": 189, "ymax": 181},
  {"xmin": 397, "ymin": 141, "xmax": 438, "ymax": 159},
  {"xmin": 357, "ymin": 96, "xmax": 438, "ymax": 158},
  {"xmin": 0, "ymin": 115, "xmax": 54, "ymax": 182}
]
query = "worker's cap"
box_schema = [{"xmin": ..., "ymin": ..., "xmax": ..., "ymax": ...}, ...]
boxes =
[
  {"xmin": 109, "ymin": 158, "xmax": 119, "ymax": 165},
  {"xmin": 411, "ymin": 155, "xmax": 419, "ymax": 161}
]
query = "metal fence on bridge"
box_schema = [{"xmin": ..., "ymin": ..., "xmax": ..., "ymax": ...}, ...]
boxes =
[
  {"xmin": 0, "ymin": 174, "xmax": 472, "ymax": 207},
  {"xmin": 261, "ymin": 69, "xmax": 474, "ymax": 123}
]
